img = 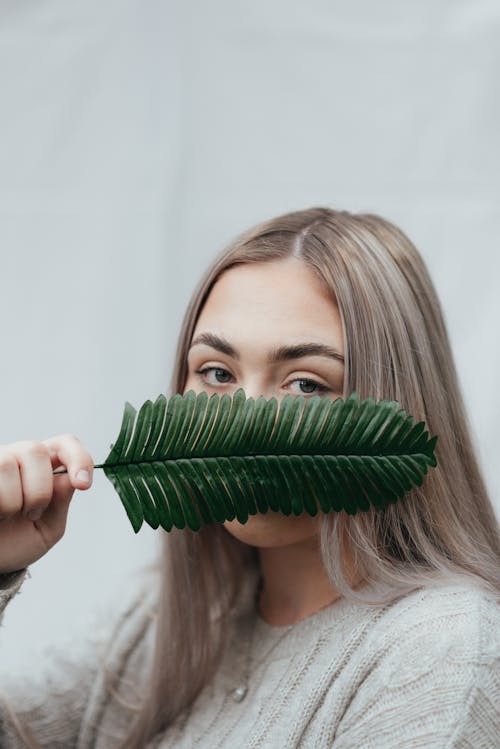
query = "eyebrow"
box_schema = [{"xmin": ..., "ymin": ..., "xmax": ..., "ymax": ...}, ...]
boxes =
[{"xmin": 189, "ymin": 332, "xmax": 344, "ymax": 364}]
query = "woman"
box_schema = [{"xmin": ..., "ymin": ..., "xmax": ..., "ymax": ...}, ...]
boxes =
[{"xmin": 0, "ymin": 206, "xmax": 499, "ymax": 748}]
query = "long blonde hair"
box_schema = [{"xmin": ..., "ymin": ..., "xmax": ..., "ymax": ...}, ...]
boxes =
[{"xmin": 11, "ymin": 207, "xmax": 500, "ymax": 748}]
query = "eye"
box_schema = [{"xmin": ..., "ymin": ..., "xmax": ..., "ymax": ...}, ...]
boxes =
[
  {"xmin": 287, "ymin": 378, "xmax": 330, "ymax": 396},
  {"xmin": 195, "ymin": 367, "xmax": 233, "ymax": 386}
]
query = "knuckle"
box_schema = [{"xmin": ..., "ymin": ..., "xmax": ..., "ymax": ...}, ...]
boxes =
[
  {"xmin": 13, "ymin": 440, "xmax": 49, "ymax": 459},
  {"xmin": 30, "ymin": 444, "xmax": 51, "ymax": 461},
  {"xmin": 12, "ymin": 439, "xmax": 36, "ymax": 450},
  {"xmin": 61, "ymin": 433, "xmax": 80, "ymax": 444},
  {"xmin": 0, "ymin": 452, "xmax": 18, "ymax": 473}
]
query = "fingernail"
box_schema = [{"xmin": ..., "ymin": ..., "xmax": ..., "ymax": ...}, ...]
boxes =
[
  {"xmin": 76, "ymin": 469, "xmax": 91, "ymax": 484},
  {"xmin": 27, "ymin": 508, "xmax": 43, "ymax": 521}
]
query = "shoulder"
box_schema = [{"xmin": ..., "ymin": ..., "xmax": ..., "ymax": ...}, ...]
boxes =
[
  {"xmin": 377, "ymin": 582, "xmax": 498, "ymax": 653},
  {"xmin": 363, "ymin": 582, "xmax": 499, "ymax": 680},
  {"xmin": 333, "ymin": 584, "xmax": 500, "ymax": 747}
]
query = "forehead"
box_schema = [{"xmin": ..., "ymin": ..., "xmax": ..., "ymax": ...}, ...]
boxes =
[
  {"xmin": 193, "ymin": 258, "xmax": 344, "ymax": 353},
  {"xmin": 201, "ymin": 258, "xmax": 336, "ymax": 311}
]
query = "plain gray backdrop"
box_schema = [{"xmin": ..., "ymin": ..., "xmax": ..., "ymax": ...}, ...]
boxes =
[{"xmin": 0, "ymin": 0, "xmax": 499, "ymax": 673}]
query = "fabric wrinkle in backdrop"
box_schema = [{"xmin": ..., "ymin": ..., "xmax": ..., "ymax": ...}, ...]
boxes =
[{"xmin": 0, "ymin": 0, "xmax": 498, "ymax": 676}]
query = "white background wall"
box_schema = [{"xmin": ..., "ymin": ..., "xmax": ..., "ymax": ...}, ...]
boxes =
[{"xmin": 0, "ymin": 0, "xmax": 498, "ymax": 673}]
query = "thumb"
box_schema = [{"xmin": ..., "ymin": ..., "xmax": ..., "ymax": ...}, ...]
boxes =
[
  {"xmin": 34, "ymin": 434, "xmax": 94, "ymax": 538},
  {"xmin": 39, "ymin": 471, "xmax": 75, "ymax": 537}
]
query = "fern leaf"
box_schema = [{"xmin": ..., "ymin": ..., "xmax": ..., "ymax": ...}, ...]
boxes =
[{"xmin": 100, "ymin": 389, "xmax": 438, "ymax": 533}]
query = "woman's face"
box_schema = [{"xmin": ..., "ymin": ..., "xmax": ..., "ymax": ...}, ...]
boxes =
[{"xmin": 183, "ymin": 256, "xmax": 345, "ymax": 549}]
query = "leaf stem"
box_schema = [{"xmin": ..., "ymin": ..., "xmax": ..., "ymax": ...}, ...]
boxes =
[{"xmin": 53, "ymin": 463, "xmax": 106, "ymax": 475}]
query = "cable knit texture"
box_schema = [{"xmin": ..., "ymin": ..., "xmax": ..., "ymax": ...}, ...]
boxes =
[{"xmin": 0, "ymin": 568, "xmax": 499, "ymax": 748}]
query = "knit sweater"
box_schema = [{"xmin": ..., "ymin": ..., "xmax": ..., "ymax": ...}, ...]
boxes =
[{"xmin": 0, "ymin": 567, "xmax": 499, "ymax": 748}]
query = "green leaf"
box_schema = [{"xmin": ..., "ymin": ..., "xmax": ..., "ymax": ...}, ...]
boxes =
[{"xmin": 101, "ymin": 389, "xmax": 439, "ymax": 534}]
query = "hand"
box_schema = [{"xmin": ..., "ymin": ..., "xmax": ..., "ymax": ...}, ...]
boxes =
[{"xmin": 0, "ymin": 435, "xmax": 94, "ymax": 574}]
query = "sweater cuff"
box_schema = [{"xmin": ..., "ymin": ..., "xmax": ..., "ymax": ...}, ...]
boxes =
[{"xmin": 0, "ymin": 568, "xmax": 28, "ymax": 617}]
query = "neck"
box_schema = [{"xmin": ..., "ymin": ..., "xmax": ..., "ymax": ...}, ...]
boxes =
[{"xmin": 257, "ymin": 535, "xmax": 354, "ymax": 626}]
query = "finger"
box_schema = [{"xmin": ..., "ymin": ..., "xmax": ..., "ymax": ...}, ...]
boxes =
[
  {"xmin": 9, "ymin": 441, "xmax": 54, "ymax": 519},
  {"xmin": 42, "ymin": 434, "xmax": 94, "ymax": 490},
  {"xmin": 35, "ymin": 473, "xmax": 74, "ymax": 539},
  {"xmin": 0, "ymin": 447, "xmax": 24, "ymax": 518}
]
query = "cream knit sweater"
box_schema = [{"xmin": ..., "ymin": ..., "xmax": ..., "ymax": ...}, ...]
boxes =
[{"xmin": 0, "ymin": 567, "xmax": 499, "ymax": 748}]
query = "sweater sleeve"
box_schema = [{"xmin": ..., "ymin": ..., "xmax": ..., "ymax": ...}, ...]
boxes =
[
  {"xmin": 332, "ymin": 589, "xmax": 500, "ymax": 749},
  {"xmin": 0, "ymin": 568, "xmax": 151, "ymax": 749},
  {"xmin": 0, "ymin": 568, "xmax": 113, "ymax": 749}
]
